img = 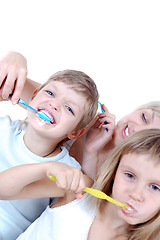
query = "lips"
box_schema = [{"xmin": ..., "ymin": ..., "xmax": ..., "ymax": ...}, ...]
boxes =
[
  {"xmin": 122, "ymin": 125, "xmax": 129, "ymax": 138},
  {"xmin": 37, "ymin": 108, "xmax": 55, "ymax": 124},
  {"xmin": 121, "ymin": 203, "xmax": 136, "ymax": 215},
  {"xmin": 125, "ymin": 126, "xmax": 129, "ymax": 136},
  {"xmin": 122, "ymin": 125, "xmax": 130, "ymax": 138}
]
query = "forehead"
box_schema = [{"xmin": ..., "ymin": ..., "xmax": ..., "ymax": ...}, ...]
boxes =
[
  {"xmin": 120, "ymin": 152, "xmax": 159, "ymax": 168},
  {"xmin": 41, "ymin": 81, "xmax": 86, "ymax": 106},
  {"xmin": 43, "ymin": 81, "xmax": 82, "ymax": 94},
  {"xmin": 119, "ymin": 152, "xmax": 160, "ymax": 180},
  {"xmin": 122, "ymin": 109, "xmax": 160, "ymax": 125}
]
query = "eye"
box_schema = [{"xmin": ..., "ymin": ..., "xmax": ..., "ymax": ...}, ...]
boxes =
[
  {"xmin": 141, "ymin": 113, "xmax": 147, "ymax": 123},
  {"xmin": 66, "ymin": 105, "xmax": 74, "ymax": 115},
  {"xmin": 45, "ymin": 90, "xmax": 55, "ymax": 97},
  {"xmin": 125, "ymin": 172, "xmax": 135, "ymax": 180},
  {"xmin": 149, "ymin": 184, "xmax": 160, "ymax": 192}
]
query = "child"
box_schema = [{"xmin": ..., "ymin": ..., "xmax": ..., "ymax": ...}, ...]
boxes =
[
  {"xmin": 2, "ymin": 53, "xmax": 160, "ymax": 177},
  {"xmin": 0, "ymin": 69, "xmax": 99, "ymax": 239},
  {"xmin": 0, "ymin": 128, "xmax": 160, "ymax": 240}
]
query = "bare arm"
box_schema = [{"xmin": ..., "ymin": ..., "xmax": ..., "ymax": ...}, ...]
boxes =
[
  {"xmin": 0, "ymin": 161, "xmax": 87, "ymax": 200},
  {"xmin": 70, "ymin": 105, "xmax": 116, "ymax": 180},
  {"xmin": 20, "ymin": 78, "xmax": 40, "ymax": 104}
]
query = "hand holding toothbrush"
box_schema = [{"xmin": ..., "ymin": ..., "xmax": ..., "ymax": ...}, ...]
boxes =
[
  {"xmin": 0, "ymin": 51, "xmax": 28, "ymax": 104},
  {"xmin": 85, "ymin": 103, "xmax": 116, "ymax": 153},
  {"xmin": 81, "ymin": 103, "xmax": 116, "ymax": 179}
]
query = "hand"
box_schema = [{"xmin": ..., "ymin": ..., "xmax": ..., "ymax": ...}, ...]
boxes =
[
  {"xmin": 47, "ymin": 162, "xmax": 86, "ymax": 199},
  {"xmin": 0, "ymin": 51, "xmax": 27, "ymax": 104},
  {"xmin": 85, "ymin": 104, "xmax": 116, "ymax": 153}
]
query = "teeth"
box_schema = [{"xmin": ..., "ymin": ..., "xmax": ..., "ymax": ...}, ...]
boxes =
[
  {"xmin": 125, "ymin": 127, "xmax": 129, "ymax": 136},
  {"xmin": 38, "ymin": 109, "xmax": 54, "ymax": 123},
  {"xmin": 126, "ymin": 206, "xmax": 133, "ymax": 211}
]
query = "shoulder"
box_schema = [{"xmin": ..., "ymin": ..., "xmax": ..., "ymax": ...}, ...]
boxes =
[
  {"xmin": 0, "ymin": 115, "xmax": 21, "ymax": 129},
  {"xmin": 58, "ymin": 146, "xmax": 81, "ymax": 170}
]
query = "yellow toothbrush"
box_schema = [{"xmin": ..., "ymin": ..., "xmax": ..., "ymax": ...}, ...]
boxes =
[{"xmin": 48, "ymin": 174, "xmax": 130, "ymax": 210}]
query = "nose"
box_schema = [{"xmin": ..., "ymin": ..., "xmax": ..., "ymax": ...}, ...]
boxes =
[
  {"xmin": 129, "ymin": 186, "xmax": 144, "ymax": 202},
  {"xmin": 132, "ymin": 125, "xmax": 147, "ymax": 134},
  {"xmin": 50, "ymin": 99, "xmax": 60, "ymax": 111}
]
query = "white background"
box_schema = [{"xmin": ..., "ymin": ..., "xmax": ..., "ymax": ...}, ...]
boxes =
[{"xmin": 0, "ymin": 0, "xmax": 160, "ymax": 122}]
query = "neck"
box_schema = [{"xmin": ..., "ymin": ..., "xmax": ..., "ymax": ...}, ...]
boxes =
[
  {"xmin": 98, "ymin": 140, "xmax": 114, "ymax": 167},
  {"xmin": 24, "ymin": 128, "xmax": 61, "ymax": 157},
  {"xmin": 42, "ymin": 144, "xmax": 59, "ymax": 158},
  {"xmin": 98, "ymin": 202, "xmax": 128, "ymax": 236}
]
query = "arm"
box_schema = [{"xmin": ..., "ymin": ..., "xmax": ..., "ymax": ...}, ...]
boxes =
[
  {"xmin": 20, "ymin": 78, "xmax": 40, "ymax": 104},
  {"xmin": 73, "ymin": 104, "xmax": 116, "ymax": 180},
  {"xmin": 0, "ymin": 161, "xmax": 87, "ymax": 200},
  {"xmin": 0, "ymin": 51, "xmax": 40, "ymax": 104}
]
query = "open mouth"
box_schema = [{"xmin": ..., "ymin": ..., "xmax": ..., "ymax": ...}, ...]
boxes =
[
  {"xmin": 122, "ymin": 126, "xmax": 129, "ymax": 139},
  {"xmin": 122, "ymin": 203, "xmax": 135, "ymax": 215},
  {"xmin": 125, "ymin": 126, "xmax": 129, "ymax": 136},
  {"xmin": 37, "ymin": 108, "xmax": 55, "ymax": 124}
]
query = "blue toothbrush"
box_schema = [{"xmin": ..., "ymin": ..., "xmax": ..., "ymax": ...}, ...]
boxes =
[
  {"xmin": 8, "ymin": 93, "xmax": 52, "ymax": 123},
  {"xmin": 98, "ymin": 101, "xmax": 108, "ymax": 132},
  {"xmin": 18, "ymin": 98, "xmax": 53, "ymax": 123}
]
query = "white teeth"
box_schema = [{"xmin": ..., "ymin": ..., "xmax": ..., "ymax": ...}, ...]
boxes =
[
  {"xmin": 39, "ymin": 109, "xmax": 52, "ymax": 118},
  {"xmin": 125, "ymin": 127, "xmax": 129, "ymax": 136},
  {"xmin": 126, "ymin": 206, "xmax": 133, "ymax": 211},
  {"xmin": 38, "ymin": 109, "xmax": 54, "ymax": 123}
]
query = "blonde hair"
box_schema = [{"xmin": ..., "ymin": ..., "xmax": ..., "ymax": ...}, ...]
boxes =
[
  {"xmin": 95, "ymin": 129, "xmax": 160, "ymax": 240},
  {"xmin": 35, "ymin": 69, "xmax": 99, "ymax": 130},
  {"xmin": 137, "ymin": 101, "xmax": 160, "ymax": 115}
]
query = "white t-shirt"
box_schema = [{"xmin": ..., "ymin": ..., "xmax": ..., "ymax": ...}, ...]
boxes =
[
  {"xmin": 0, "ymin": 116, "xmax": 81, "ymax": 240},
  {"xmin": 17, "ymin": 193, "xmax": 97, "ymax": 240}
]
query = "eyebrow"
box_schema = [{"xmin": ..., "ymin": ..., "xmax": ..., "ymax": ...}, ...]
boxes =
[
  {"xmin": 121, "ymin": 164, "xmax": 160, "ymax": 185},
  {"xmin": 45, "ymin": 83, "xmax": 81, "ymax": 113},
  {"xmin": 120, "ymin": 164, "xmax": 135, "ymax": 172}
]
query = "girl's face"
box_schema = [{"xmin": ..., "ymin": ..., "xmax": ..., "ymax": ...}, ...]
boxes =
[
  {"xmin": 113, "ymin": 109, "xmax": 160, "ymax": 146},
  {"xmin": 27, "ymin": 81, "xmax": 86, "ymax": 141},
  {"xmin": 112, "ymin": 153, "xmax": 160, "ymax": 225}
]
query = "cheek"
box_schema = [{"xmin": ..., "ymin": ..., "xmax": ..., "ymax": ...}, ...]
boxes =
[
  {"xmin": 142, "ymin": 201, "xmax": 160, "ymax": 221},
  {"xmin": 29, "ymin": 99, "xmax": 37, "ymax": 109},
  {"xmin": 112, "ymin": 175, "xmax": 125, "ymax": 198}
]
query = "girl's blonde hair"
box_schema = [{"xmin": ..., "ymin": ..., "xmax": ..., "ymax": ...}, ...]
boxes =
[
  {"xmin": 137, "ymin": 101, "xmax": 160, "ymax": 115},
  {"xmin": 34, "ymin": 69, "xmax": 99, "ymax": 130},
  {"xmin": 95, "ymin": 128, "xmax": 160, "ymax": 240}
]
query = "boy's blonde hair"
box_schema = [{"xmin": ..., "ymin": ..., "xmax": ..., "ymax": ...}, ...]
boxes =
[
  {"xmin": 35, "ymin": 69, "xmax": 99, "ymax": 130},
  {"xmin": 95, "ymin": 129, "xmax": 160, "ymax": 240}
]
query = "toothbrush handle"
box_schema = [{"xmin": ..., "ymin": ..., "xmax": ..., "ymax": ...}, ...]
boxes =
[
  {"xmin": 18, "ymin": 99, "xmax": 38, "ymax": 113},
  {"xmin": 18, "ymin": 98, "xmax": 51, "ymax": 122},
  {"xmin": 98, "ymin": 101, "xmax": 108, "ymax": 132},
  {"xmin": 9, "ymin": 94, "xmax": 36, "ymax": 112},
  {"xmin": 48, "ymin": 174, "xmax": 129, "ymax": 210}
]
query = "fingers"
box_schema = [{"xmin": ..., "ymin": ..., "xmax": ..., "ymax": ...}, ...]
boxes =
[
  {"xmin": 0, "ymin": 51, "xmax": 28, "ymax": 104},
  {"xmin": 11, "ymin": 69, "xmax": 27, "ymax": 104},
  {"xmin": 98, "ymin": 104, "xmax": 116, "ymax": 131},
  {"xmin": 55, "ymin": 168, "xmax": 86, "ymax": 197},
  {"xmin": 0, "ymin": 71, "xmax": 17, "ymax": 100}
]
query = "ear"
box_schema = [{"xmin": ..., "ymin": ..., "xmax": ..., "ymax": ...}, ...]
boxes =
[
  {"xmin": 31, "ymin": 89, "xmax": 38, "ymax": 100},
  {"xmin": 67, "ymin": 128, "xmax": 86, "ymax": 140}
]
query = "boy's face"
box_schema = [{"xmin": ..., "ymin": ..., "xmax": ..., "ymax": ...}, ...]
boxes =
[
  {"xmin": 112, "ymin": 153, "xmax": 160, "ymax": 225},
  {"xmin": 27, "ymin": 81, "xmax": 86, "ymax": 141}
]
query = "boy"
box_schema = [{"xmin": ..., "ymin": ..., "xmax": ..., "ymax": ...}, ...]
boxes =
[{"xmin": 0, "ymin": 69, "xmax": 98, "ymax": 239}]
